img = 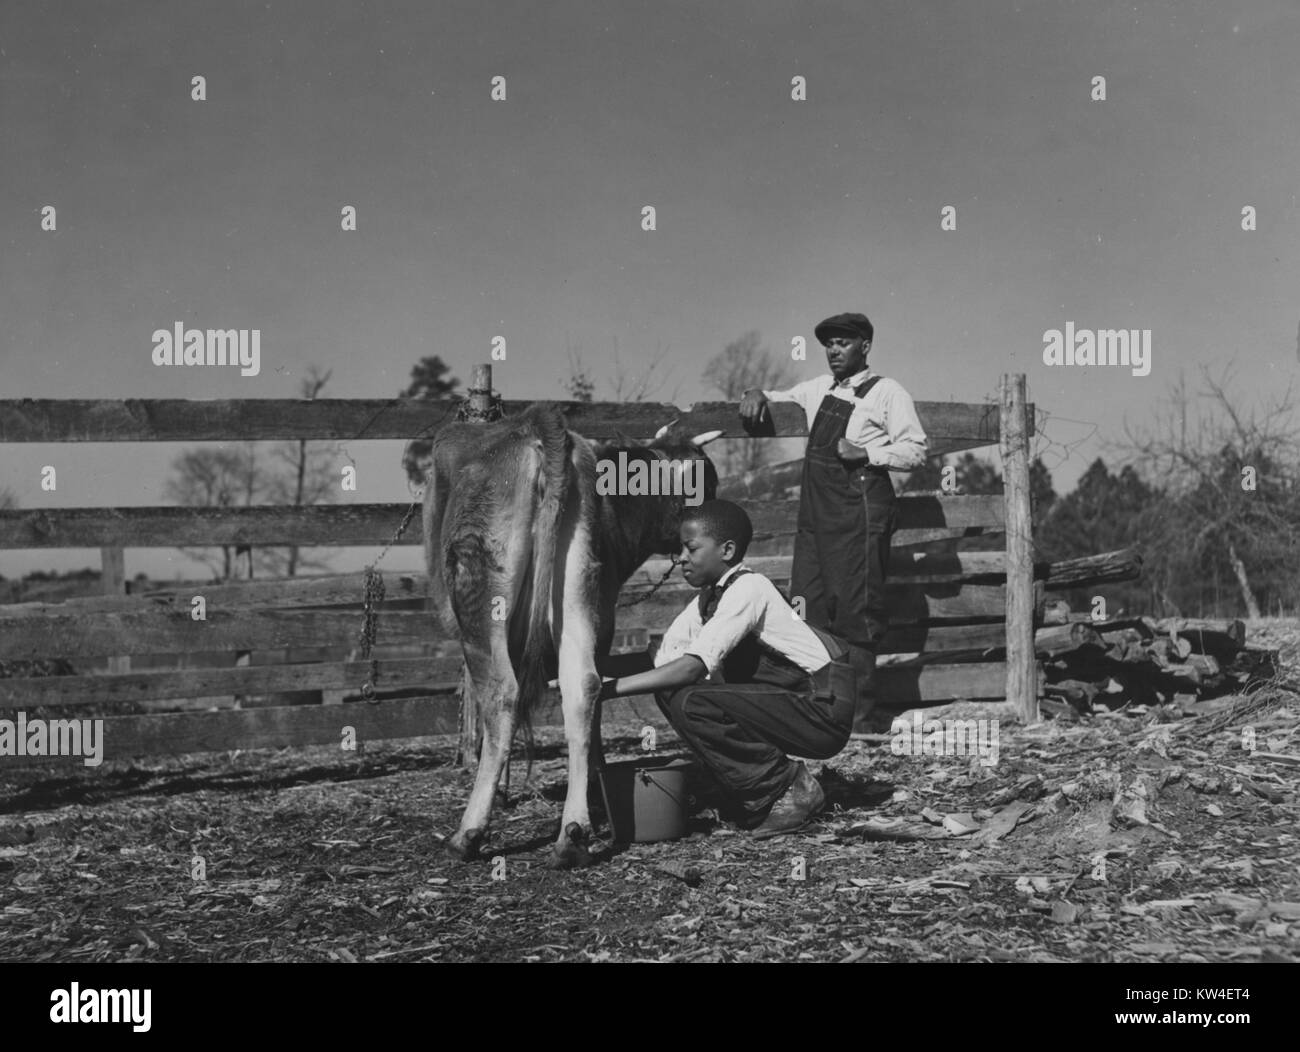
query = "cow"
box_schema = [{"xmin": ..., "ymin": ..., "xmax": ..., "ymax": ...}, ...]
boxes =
[{"xmin": 420, "ymin": 403, "xmax": 722, "ymax": 868}]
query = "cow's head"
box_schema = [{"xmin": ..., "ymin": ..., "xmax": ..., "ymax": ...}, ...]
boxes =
[
  {"xmin": 639, "ymin": 418, "xmax": 724, "ymax": 552},
  {"xmin": 647, "ymin": 417, "xmax": 723, "ymax": 502},
  {"xmin": 592, "ymin": 418, "xmax": 725, "ymax": 555}
]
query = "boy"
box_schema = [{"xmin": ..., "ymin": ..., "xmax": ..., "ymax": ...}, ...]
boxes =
[{"xmin": 597, "ymin": 499, "xmax": 857, "ymax": 838}]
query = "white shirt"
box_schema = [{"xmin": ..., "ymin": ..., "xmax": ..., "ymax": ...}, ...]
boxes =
[
  {"xmin": 652, "ymin": 565, "xmax": 832, "ymax": 682},
  {"xmin": 762, "ymin": 368, "xmax": 928, "ymax": 471}
]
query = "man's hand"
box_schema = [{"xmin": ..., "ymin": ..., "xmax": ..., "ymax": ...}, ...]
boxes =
[
  {"xmin": 739, "ymin": 389, "xmax": 769, "ymax": 427},
  {"xmin": 837, "ymin": 438, "xmax": 870, "ymax": 463}
]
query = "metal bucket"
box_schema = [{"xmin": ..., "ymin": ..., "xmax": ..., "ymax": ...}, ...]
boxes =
[{"xmin": 597, "ymin": 756, "xmax": 693, "ymax": 843}]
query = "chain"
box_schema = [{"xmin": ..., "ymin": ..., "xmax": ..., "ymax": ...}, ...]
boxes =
[
  {"xmin": 358, "ymin": 385, "xmax": 501, "ymax": 708},
  {"xmin": 357, "ymin": 498, "xmax": 421, "ymax": 702},
  {"xmin": 616, "ymin": 560, "xmax": 679, "ymax": 607},
  {"xmin": 454, "ymin": 385, "xmax": 504, "ymax": 423}
]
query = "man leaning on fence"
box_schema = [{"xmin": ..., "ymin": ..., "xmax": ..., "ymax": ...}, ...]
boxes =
[{"xmin": 738, "ymin": 312, "xmax": 928, "ymax": 734}]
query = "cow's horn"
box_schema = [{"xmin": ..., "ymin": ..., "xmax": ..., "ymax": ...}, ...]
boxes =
[
  {"xmin": 690, "ymin": 429, "xmax": 724, "ymax": 447},
  {"xmin": 653, "ymin": 419, "xmax": 679, "ymax": 440}
]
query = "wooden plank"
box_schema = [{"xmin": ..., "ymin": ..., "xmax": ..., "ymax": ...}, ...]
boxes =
[
  {"xmin": 0, "ymin": 690, "xmax": 681, "ymax": 765},
  {"xmin": 0, "ymin": 503, "xmax": 421, "ymax": 550},
  {"xmin": 746, "ymin": 495, "xmax": 1003, "ymax": 540},
  {"xmin": 0, "ymin": 656, "xmax": 458, "ymax": 708},
  {"xmin": 6, "ymin": 547, "xmax": 1029, "ymax": 622},
  {"xmin": 638, "ymin": 551, "xmax": 1015, "ymax": 585},
  {"xmin": 0, "ymin": 397, "xmax": 1019, "ymax": 446},
  {"xmin": 1000, "ymin": 374, "xmax": 1037, "ymax": 723},
  {"xmin": 876, "ymin": 662, "xmax": 1012, "ymax": 703},
  {"xmin": 0, "ymin": 608, "xmax": 435, "ymax": 660},
  {"xmin": 0, "ymin": 581, "xmax": 1012, "ymax": 662},
  {"xmin": 0, "ymin": 696, "xmax": 465, "ymax": 766},
  {"xmin": 0, "ymin": 572, "xmax": 428, "ymax": 613},
  {"xmin": 100, "ymin": 546, "xmax": 130, "ymax": 675},
  {"xmin": 879, "ymin": 621, "xmax": 1008, "ymax": 655},
  {"xmin": 0, "ymin": 495, "xmax": 1003, "ymax": 550},
  {"xmin": 611, "ymin": 584, "xmax": 1015, "ymax": 632}
]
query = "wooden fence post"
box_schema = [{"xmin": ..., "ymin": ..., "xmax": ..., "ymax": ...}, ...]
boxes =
[
  {"xmin": 457, "ymin": 363, "xmax": 494, "ymax": 765},
  {"xmin": 101, "ymin": 546, "xmax": 130, "ymax": 674},
  {"xmin": 1000, "ymin": 373, "xmax": 1038, "ymax": 723},
  {"xmin": 233, "ymin": 545, "xmax": 254, "ymax": 708}
]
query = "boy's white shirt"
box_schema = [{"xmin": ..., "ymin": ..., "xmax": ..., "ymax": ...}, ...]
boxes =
[{"xmin": 653, "ymin": 564, "xmax": 832, "ymax": 682}]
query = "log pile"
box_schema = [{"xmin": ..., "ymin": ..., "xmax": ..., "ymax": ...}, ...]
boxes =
[{"xmin": 1036, "ymin": 613, "xmax": 1277, "ymax": 713}]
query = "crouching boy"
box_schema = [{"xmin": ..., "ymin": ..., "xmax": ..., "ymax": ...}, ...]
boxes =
[{"xmin": 597, "ymin": 499, "xmax": 857, "ymax": 838}]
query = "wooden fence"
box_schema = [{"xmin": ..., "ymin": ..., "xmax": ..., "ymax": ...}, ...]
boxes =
[{"xmin": 0, "ymin": 372, "xmax": 1047, "ymax": 766}]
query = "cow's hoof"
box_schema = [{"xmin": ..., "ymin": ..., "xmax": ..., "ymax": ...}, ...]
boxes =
[
  {"xmin": 447, "ymin": 827, "xmax": 485, "ymax": 862},
  {"xmin": 545, "ymin": 822, "xmax": 591, "ymax": 870}
]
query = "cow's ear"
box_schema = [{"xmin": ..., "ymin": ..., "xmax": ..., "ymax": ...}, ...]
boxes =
[{"xmin": 690, "ymin": 429, "xmax": 724, "ymax": 447}]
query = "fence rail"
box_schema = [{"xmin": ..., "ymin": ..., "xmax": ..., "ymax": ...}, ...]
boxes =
[
  {"xmin": 0, "ymin": 397, "xmax": 1011, "ymax": 459},
  {"xmin": 0, "ymin": 494, "xmax": 1006, "ymax": 549}
]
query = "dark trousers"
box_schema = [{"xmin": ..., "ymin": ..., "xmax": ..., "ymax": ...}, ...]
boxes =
[
  {"xmin": 654, "ymin": 662, "xmax": 855, "ymax": 824},
  {"xmin": 792, "ymin": 469, "xmax": 897, "ymax": 650}
]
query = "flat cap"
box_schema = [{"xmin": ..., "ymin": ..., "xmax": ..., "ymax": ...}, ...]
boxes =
[{"xmin": 814, "ymin": 312, "xmax": 874, "ymax": 345}]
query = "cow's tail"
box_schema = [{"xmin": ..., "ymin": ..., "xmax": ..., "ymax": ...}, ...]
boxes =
[{"xmin": 514, "ymin": 412, "xmax": 571, "ymax": 722}]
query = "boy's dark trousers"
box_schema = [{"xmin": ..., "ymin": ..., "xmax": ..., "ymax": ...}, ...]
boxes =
[{"xmin": 654, "ymin": 650, "xmax": 855, "ymax": 825}]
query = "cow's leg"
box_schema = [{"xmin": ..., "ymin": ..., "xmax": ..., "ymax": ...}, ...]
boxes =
[
  {"xmin": 548, "ymin": 631, "xmax": 601, "ymax": 869},
  {"xmin": 447, "ymin": 647, "xmax": 516, "ymax": 862}
]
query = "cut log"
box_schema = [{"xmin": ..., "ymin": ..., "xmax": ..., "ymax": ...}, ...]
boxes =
[
  {"xmin": 1034, "ymin": 622, "xmax": 1104, "ymax": 657},
  {"xmin": 1093, "ymin": 617, "xmax": 1155, "ymax": 638},
  {"xmin": 1153, "ymin": 618, "xmax": 1245, "ymax": 657},
  {"xmin": 1185, "ymin": 653, "xmax": 1221, "ymax": 678},
  {"xmin": 1043, "ymin": 679, "xmax": 1098, "ymax": 711},
  {"xmin": 1160, "ymin": 664, "xmax": 1203, "ymax": 688},
  {"xmin": 1099, "ymin": 626, "xmax": 1150, "ymax": 649},
  {"xmin": 1042, "ymin": 548, "xmax": 1142, "ymax": 590}
]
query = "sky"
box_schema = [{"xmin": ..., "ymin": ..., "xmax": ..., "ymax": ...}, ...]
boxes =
[{"xmin": 2, "ymin": 0, "xmax": 1298, "ymax": 579}]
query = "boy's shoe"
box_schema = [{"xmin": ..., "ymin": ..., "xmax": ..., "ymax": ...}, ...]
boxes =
[{"xmin": 751, "ymin": 762, "xmax": 824, "ymax": 839}]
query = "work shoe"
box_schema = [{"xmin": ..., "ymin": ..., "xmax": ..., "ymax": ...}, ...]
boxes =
[{"xmin": 751, "ymin": 762, "xmax": 824, "ymax": 840}]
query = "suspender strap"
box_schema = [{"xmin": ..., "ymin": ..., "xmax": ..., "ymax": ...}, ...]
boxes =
[
  {"xmin": 699, "ymin": 567, "xmax": 851, "ymax": 665},
  {"xmin": 852, "ymin": 374, "xmax": 886, "ymax": 399}
]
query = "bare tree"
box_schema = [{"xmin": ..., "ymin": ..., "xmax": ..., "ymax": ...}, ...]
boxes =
[
  {"xmin": 163, "ymin": 365, "xmax": 342, "ymax": 580},
  {"xmin": 0, "ymin": 487, "xmax": 17, "ymax": 510},
  {"xmin": 1117, "ymin": 362, "xmax": 1300, "ymax": 618},
  {"xmin": 702, "ymin": 331, "xmax": 797, "ymax": 477},
  {"xmin": 163, "ymin": 444, "xmax": 266, "ymax": 580},
  {"xmin": 562, "ymin": 343, "xmax": 595, "ymax": 402},
  {"xmin": 608, "ymin": 336, "xmax": 681, "ymax": 404},
  {"xmin": 268, "ymin": 366, "xmax": 338, "ymax": 576}
]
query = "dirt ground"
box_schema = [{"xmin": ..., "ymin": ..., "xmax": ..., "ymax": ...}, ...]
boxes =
[{"xmin": 2, "ymin": 623, "xmax": 1298, "ymax": 964}]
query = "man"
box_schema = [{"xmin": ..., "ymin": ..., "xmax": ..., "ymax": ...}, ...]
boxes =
[
  {"xmin": 596, "ymin": 500, "xmax": 857, "ymax": 838},
  {"xmin": 738, "ymin": 312, "xmax": 927, "ymax": 732}
]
